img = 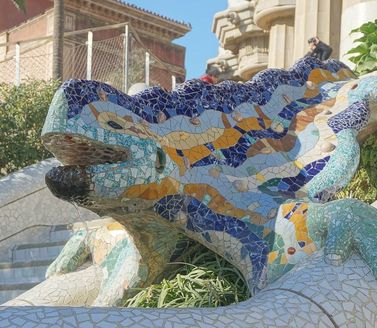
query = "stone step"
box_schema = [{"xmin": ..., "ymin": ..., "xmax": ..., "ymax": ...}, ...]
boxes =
[
  {"xmin": 0, "ymin": 259, "xmax": 53, "ymax": 270},
  {"xmin": 0, "ymin": 283, "xmax": 40, "ymax": 305},
  {"xmin": 48, "ymin": 225, "xmax": 72, "ymax": 242},
  {"xmin": 0, "ymin": 224, "xmax": 73, "ymax": 305},
  {"xmin": 0, "ymin": 281, "xmax": 40, "ymax": 291},
  {"xmin": 26, "ymin": 224, "xmax": 72, "ymax": 244},
  {"xmin": 0, "ymin": 290, "xmax": 28, "ymax": 305},
  {"xmin": 0, "ymin": 260, "xmax": 53, "ymax": 304},
  {"xmin": 0, "ymin": 263, "xmax": 49, "ymax": 285},
  {"xmin": 11, "ymin": 240, "xmax": 67, "ymax": 262}
]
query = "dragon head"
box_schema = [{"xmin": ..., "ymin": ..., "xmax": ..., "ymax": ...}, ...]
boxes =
[{"xmin": 42, "ymin": 80, "xmax": 177, "ymax": 214}]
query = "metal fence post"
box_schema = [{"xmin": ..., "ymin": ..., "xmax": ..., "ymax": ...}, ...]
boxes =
[
  {"xmin": 15, "ymin": 43, "xmax": 20, "ymax": 86},
  {"xmin": 86, "ymin": 31, "xmax": 93, "ymax": 80},
  {"xmin": 145, "ymin": 51, "xmax": 150, "ymax": 86},
  {"xmin": 171, "ymin": 75, "xmax": 176, "ymax": 90},
  {"xmin": 123, "ymin": 25, "xmax": 129, "ymax": 93}
]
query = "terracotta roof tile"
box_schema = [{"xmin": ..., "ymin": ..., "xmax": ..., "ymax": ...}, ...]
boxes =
[{"xmin": 115, "ymin": 0, "xmax": 191, "ymax": 28}]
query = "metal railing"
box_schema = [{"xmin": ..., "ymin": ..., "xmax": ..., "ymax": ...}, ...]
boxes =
[{"xmin": 0, "ymin": 22, "xmax": 179, "ymax": 92}]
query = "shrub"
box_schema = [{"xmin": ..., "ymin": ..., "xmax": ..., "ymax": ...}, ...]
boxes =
[
  {"xmin": 336, "ymin": 133, "xmax": 377, "ymax": 204},
  {"xmin": 124, "ymin": 242, "xmax": 249, "ymax": 308},
  {"xmin": 0, "ymin": 80, "xmax": 59, "ymax": 177},
  {"xmin": 346, "ymin": 20, "xmax": 377, "ymax": 75}
]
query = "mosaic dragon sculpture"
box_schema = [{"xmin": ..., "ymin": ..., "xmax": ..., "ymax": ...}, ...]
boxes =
[{"xmin": 22, "ymin": 57, "xmax": 377, "ymax": 309}]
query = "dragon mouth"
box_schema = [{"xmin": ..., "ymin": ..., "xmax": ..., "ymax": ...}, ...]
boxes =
[
  {"xmin": 45, "ymin": 165, "xmax": 92, "ymax": 204},
  {"xmin": 43, "ymin": 134, "xmax": 166, "ymax": 207},
  {"xmin": 43, "ymin": 133, "xmax": 131, "ymax": 204},
  {"xmin": 42, "ymin": 134, "xmax": 130, "ymax": 166}
]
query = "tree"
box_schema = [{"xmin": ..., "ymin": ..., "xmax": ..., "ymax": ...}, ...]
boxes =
[
  {"xmin": 346, "ymin": 19, "xmax": 377, "ymax": 75},
  {"xmin": 52, "ymin": 0, "xmax": 65, "ymax": 81},
  {"xmin": 11, "ymin": 0, "xmax": 64, "ymax": 80},
  {"xmin": 11, "ymin": 0, "xmax": 26, "ymax": 13}
]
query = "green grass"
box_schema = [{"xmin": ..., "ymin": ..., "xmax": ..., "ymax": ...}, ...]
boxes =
[
  {"xmin": 124, "ymin": 243, "xmax": 249, "ymax": 308},
  {"xmin": 335, "ymin": 133, "xmax": 377, "ymax": 204}
]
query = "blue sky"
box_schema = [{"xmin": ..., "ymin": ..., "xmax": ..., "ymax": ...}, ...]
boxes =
[{"xmin": 125, "ymin": 0, "xmax": 228, "ymax": 79}]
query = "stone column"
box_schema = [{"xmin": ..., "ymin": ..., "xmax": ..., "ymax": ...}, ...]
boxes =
[
  {"xmin": 254, "ymin": 0, "xmax": 296, "ymax": 69},
  {"xmin": 209, "ymin": 0, "xmax": 268, "ymax": 81},
  {"xmin": 237, "ymin": 32, "xmax": 269, "ymax": 80},
  {"xmin": 340, "ymin": 0, "xmax": 377, "ymax": 67},
  {"xmin": 293, "ymin": 0, "xmax": 342, "ymax": 61}
]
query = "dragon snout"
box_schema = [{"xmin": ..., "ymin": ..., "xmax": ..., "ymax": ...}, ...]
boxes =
[
  {"xmin": 45, "ymin": 166, "xmax": 92, "ymax": 204},
  {"xmin": 42, "ymin": 134, "xmax": 131, "ymax": 166}
]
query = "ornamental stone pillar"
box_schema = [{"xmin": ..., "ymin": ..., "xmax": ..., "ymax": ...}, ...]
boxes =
[
  {"xmin": 209, "ymin": 0, "xmax": 268, "ymax": 81},
  {"xmin": 293, "ymin": 0, "xmax": 342, "ymax": 61},
  {"xmin": 207, "ymin": 47, "xmax": 240, "ymax": 81},
  {"xmin": 254, "ymin": 0, "xmax": 296, "ymax": 69}
]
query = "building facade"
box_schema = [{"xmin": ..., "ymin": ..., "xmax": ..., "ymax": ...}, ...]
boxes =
[
  {"xmin": 0, "ymin": 0, "xmax": 191, "ymax": 90},
  {"xmin": 208, "ymin": 0, "xmax": 377, "ymax": 82}
]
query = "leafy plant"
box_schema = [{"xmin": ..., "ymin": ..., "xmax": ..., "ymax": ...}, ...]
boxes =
[
  {"xmin": 336, "ymin": 133, "xmax": 377, "ymax": 204},
  {"xmin": 0, "ymin": 79, "xmax": 59, "ymax": 177},
  {"xmin": 346, "ymin": 20, "xmax": 377, "ymax": 75},
  {"xmin": 11, "ymin": 0, "xmax": 26, "ymax": 12},
  {"xmin": 360, "ymin": 133, "xmax": 377, "ymax": 181},
  {"xmin": 124, "ymin": 242, "xmax": 249, "ymax": 308}
]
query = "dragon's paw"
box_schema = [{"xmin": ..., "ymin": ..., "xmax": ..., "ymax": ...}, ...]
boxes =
[{"xmin": 45, "ymin": 230, "xmax": 89, "ymax": 278}]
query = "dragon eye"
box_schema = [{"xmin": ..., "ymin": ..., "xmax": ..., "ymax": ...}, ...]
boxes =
[{"xmin": 107, "ymin": 120, "xmax": 123, "ymax": 129}]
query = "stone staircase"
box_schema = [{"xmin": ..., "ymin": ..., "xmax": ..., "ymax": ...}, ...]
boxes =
[{"xmin": 0, "ymin": 225, "xmax": 72, "ymax": 304}]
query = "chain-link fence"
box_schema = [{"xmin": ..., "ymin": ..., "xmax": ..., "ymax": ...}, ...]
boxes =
[{"xmin": 0, "ymin": 23, "xmax": 180, "ymax": 92}]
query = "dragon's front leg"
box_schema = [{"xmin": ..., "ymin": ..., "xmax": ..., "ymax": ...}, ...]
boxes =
[
  {"xmin": 91, "ymin": 216, "xmax": 179, "ymax": 306},
  {"xmin": 7, "ymin": 217, "xmax": 179, "ymax": 307},
  {"xmin": 309, "ymin": 199, "xmax": 377, "ymax": 277},
  {"xmin": 92, "ymin": 233, "xmax": 142, "ymax": 306},
  {"xmin": 46, "ymin": 228, "xmax": 90, "ymax": 278}
]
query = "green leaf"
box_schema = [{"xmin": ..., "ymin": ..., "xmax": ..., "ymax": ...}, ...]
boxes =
[
  {"xmin": 123, "ymin": 241, "xmax": 249, "ymax": 309},
  {"xmin": 346, "ymin": 43, "xmax": 369, "ymax": 55},
  {"xmin": 348, "ymin": 54, "xmax": 363, "ymax": 64},
  {"xmin": 370, "ymin": 44, "xmax": 377, "ymax": 59},
  {"xmin": 367, "ymin": 31, "xmax": 377, "ymax": 44},
  {"xmin": 357, "ymin": 60, "xmax": 377, "ymax": 74},
  {"xmin": 362, "ymin": 22, "xmax": 377, "ymax": 34},
  {"xmin": 336, "ymin": 133, "xmax": 377, "ymax": 204},
  {"xmin": 350, "ymin": 26, "xmax": 362, "ymax": 34},
  {"xmin": 354, "ymin": 35, "xmax": 367, "ymax": 43},
  {"xmin": 0, "ymin": 79, "xmax": 59, "ymax": 178}
]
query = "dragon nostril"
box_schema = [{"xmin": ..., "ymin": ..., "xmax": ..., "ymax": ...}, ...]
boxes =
[
  {"xmin": 107, "ymin": 120, "xmax": 123, "ymax": 129},
  {"xmin": 156, "ymin": 147, "xmax": 166, "ymax": 173},
  {"xmin": 351, "ymin": 84, "xmax": 358, "ymax": 90}
]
